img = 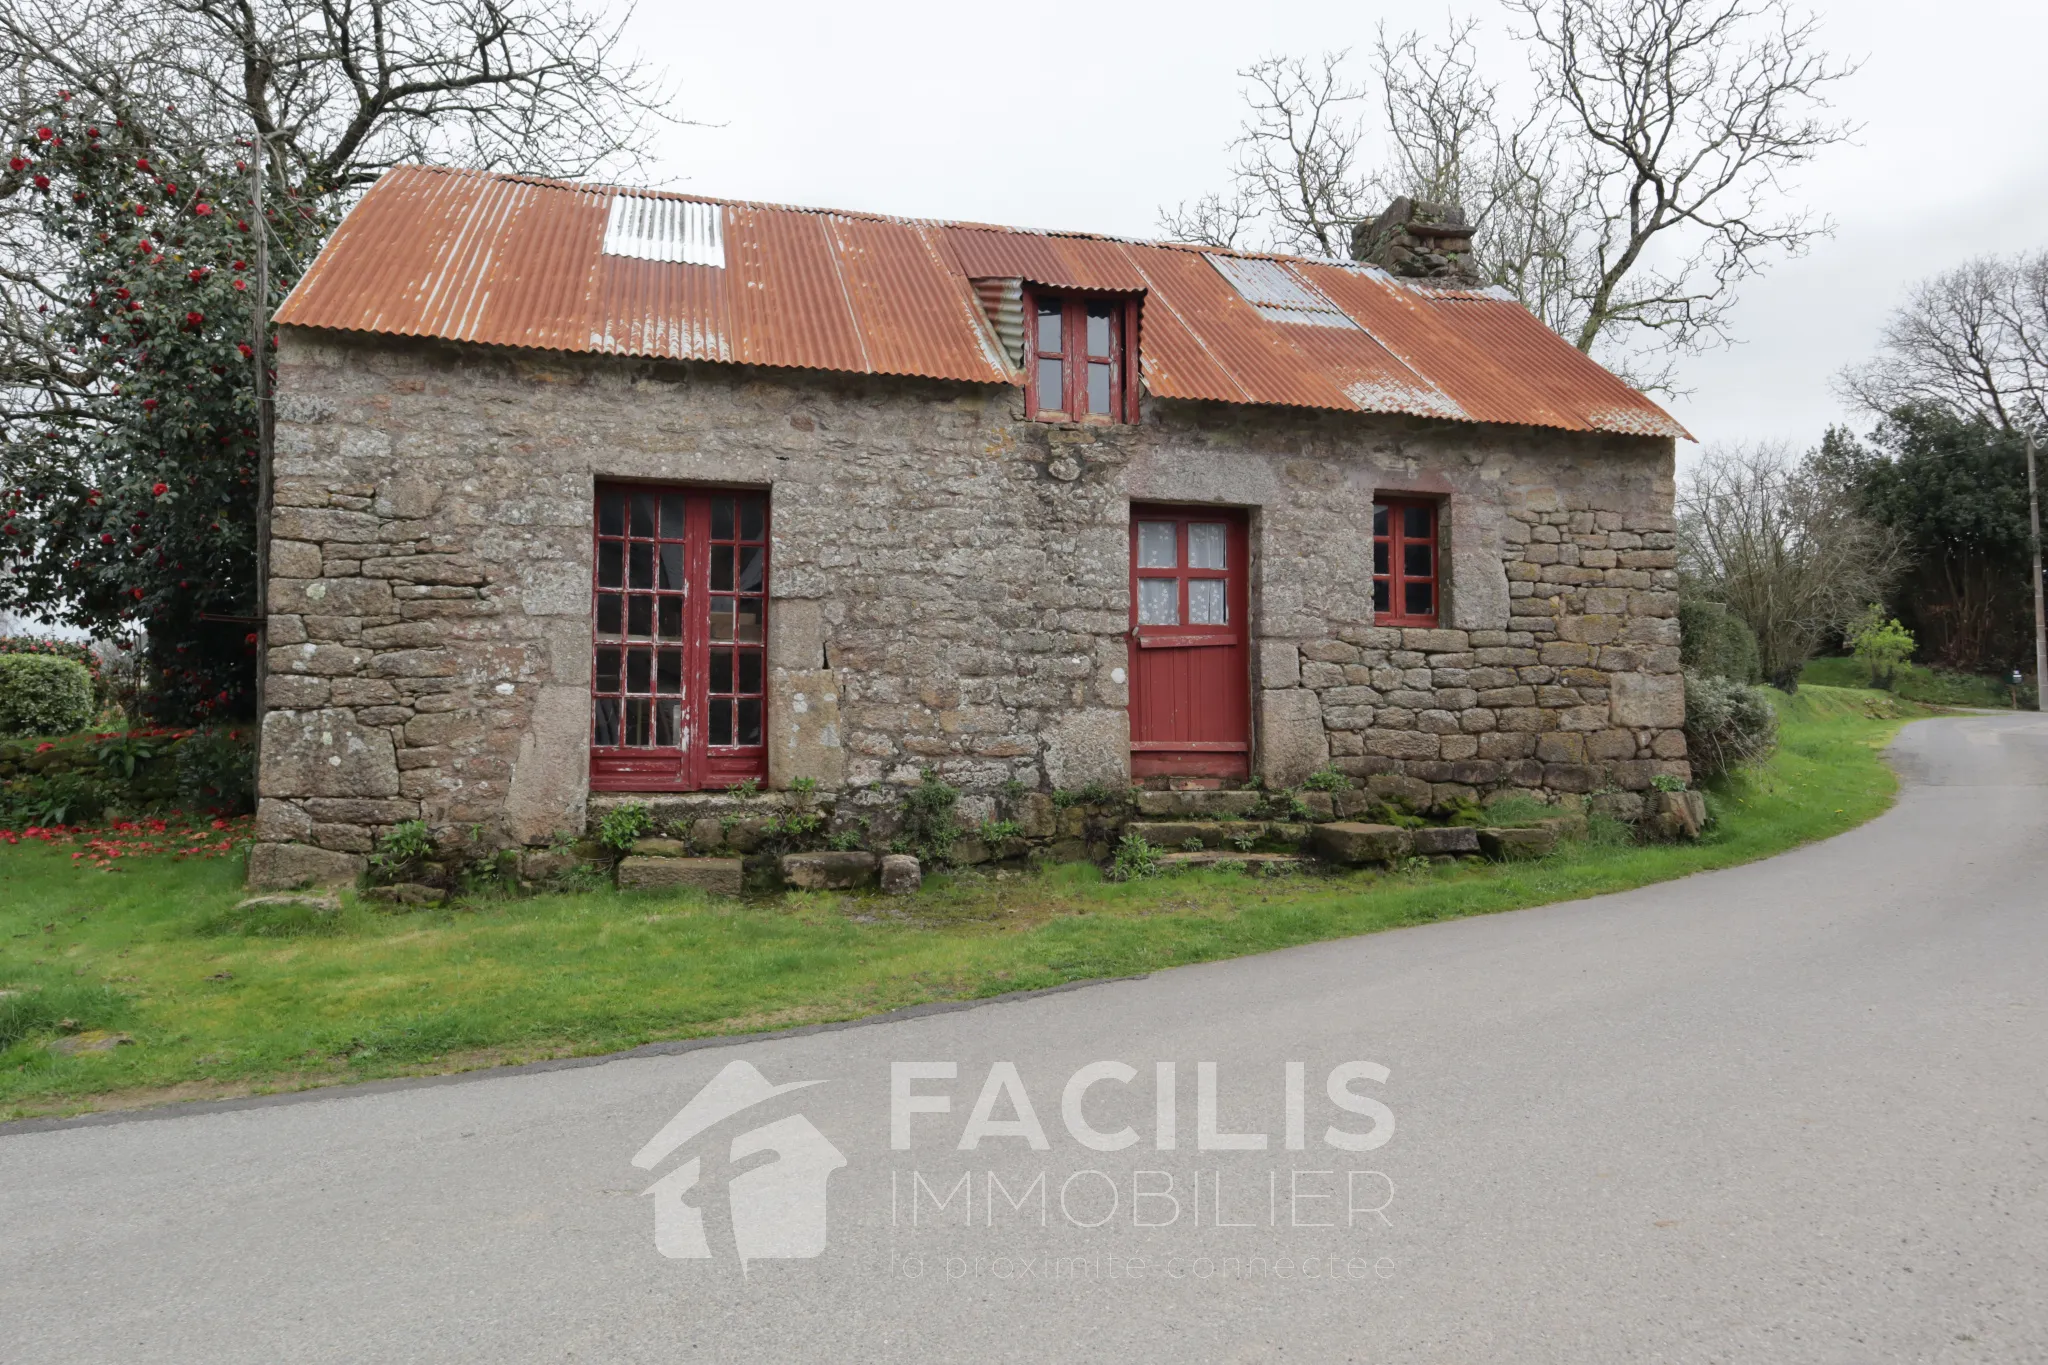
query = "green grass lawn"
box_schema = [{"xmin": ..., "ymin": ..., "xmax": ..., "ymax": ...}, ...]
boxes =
[
  {"xmin": 0, "ymin": 683, "xmax": 1931, "ymax": 1121},
  {"xmin": 1802, "ymin": 654, "xmax": 2033, "ymax": 709}
]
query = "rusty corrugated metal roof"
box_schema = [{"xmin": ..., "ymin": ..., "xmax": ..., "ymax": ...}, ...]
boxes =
[{"xmin": 277, "ymin": 165, "xmax": 1688, "ymax": 440}]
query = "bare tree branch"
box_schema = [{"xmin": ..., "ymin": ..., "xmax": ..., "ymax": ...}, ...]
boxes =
[{"xmin": 1837, "ymin": 253, "xmax": 2048, "ymax": 432}]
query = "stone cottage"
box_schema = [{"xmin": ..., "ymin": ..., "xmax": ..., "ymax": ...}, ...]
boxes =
[{"xmin": 248, "ymin": 166, "xmax": 1690, "ymax": 887}]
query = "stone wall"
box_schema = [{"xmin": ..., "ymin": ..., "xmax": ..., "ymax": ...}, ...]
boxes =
[{"xmin": 249, "ymin": 329, "xmax": 1681, "ymax": 886}]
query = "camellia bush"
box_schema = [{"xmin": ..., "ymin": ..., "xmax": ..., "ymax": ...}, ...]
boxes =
[
  {"xmin": 0, "ymin": 93, "xmax": 329, "ymax": 723},
  {"xmin": 0, "ymin": 654, "xmax": 94, "ymax": 737}
]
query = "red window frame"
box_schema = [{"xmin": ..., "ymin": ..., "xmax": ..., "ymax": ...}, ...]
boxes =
[
  {"xmin": 1373, "ymin": 497, "xmax": 1440, "ymax": 627},
  {"xmin": 1129, "ymin": 510, "xmax": 1247, "ymax": 649},
  {"xmin": 1024, "ymin": 289, "xmax": 1140, "ymax": 423},
  {"xmin": 590, "ymin": 483, "xmax": 768, "ymax": 792}
]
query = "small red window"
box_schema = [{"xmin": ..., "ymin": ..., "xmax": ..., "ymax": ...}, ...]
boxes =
[
  {"xmin": 1026, "ymin": 291, "xmax": 1138, "ymax": 422},
  {"xmin": 1373, "ymin": 498, "xmax": 1439, "ymax": 626}
]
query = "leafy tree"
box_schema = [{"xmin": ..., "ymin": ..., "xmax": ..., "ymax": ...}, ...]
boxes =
[
  {"xmin": 1817, "ymin": 408, "xmax": 2034, "ymax": 671},
  {"xmin": 1845, "ymin": 605, "xmax": 1914, "ymax": 689}
]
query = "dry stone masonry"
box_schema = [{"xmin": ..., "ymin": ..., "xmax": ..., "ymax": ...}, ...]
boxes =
[{"xmin": 249, "ymin": 330, "xmax": 1684, "ymax": 887}]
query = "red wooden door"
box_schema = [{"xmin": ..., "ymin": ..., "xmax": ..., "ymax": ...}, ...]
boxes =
[
  {"xmin": 1128, "ymin": 506, "xmax": 1251, "ymax": 778},
  {"xmin": 590, "ymin": 484, "xmax": 768, "ymax": 792}
]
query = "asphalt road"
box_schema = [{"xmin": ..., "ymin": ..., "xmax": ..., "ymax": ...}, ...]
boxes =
[{"xmin": 4, "ymin": 713, "xmax": 2046, "ymax": 1363}]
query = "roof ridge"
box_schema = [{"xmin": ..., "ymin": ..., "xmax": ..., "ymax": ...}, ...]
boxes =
[{"xmin": 383, "ymin": 163, "xmax": 1387, "ymax": 271}]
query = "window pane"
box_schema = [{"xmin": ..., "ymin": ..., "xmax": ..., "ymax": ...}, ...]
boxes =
[
  {"xmin": 597, "ymin": 593, "xmax": 622, "ymax": 636},
  {"xmin": 1187, "ymin": 523, "xmax": 1227, "ymax": 570},
  {"xmin": 1372, "ymin": 504, "xmax": 1387, "ymax": 536},
  {"xmin": 737, "ymin": 544, "xmax": 764, "ymax": 593},
  {"xmin": 657, "ymin": 649, "xmax": 682, "ymax": 694},
  {"xmin": 631, "ymin": 492, "xmax": 656, "ymax": 537},
  {"xmin": 1404, "ymin": 542, "xmax": 1432, "ymax": 577},
  {"xmin": 1137, "ymin": 521, "xmax": 1176, "ymax": 569},
  {"xmin": 710, "ymin": 647, "xmax": 733, "ymax": 694},
  {"xmin": 1086, "ymin": 303, "xmax": 1112, "ymax": 357},
  {"xmin": 625, "ymin": 697, "xmax": 651, "ymax": 747},
  {"xmin": 739, "ymin": 650, "xmax": 763, "ymax": 695},
  {"xmin": 1373, "ymin": 541, "xmax": 1389, "ymax": 575},
  {"xmin": 712, "ymin": 499, "xmax": 735, "ymax": 541},
  {"xmin": 598, "ymin": 491, "xmax": 624, "ymax": 538},
  {"xmin": 740, "ymin": 499, "xmax": 765, "ymax": 541},
  {"xmin": 627, "ymin": 594, "xmax": 652, "ymax": 637},
  {"xmin": 595, "ymin": 647, "xmax": 621, "ymax": 693},
  {"xmin": 1137, "ymin": 576, "xmax": 1179, "ymax": 626},
  {"xmin": 710, "ymin": 599, "xmax": 732, "ymax": 642},
  {"xmin": 711, "ymin": 545, "xmax": 734, "ymax": 592},
  {"xmin": 735, "ymin": 599, "xmax": 763, "ymax": 644},
  {"xmin": 598, "ymin": 541, "xmax": 623, "ymax": 589},
  {"xmin": 659, "ymin": 542, "xmax": 685, "ymax": 590},
  {"xmin": 1037, "ymin": 299, "xmax": 1062, "ymax": 353},
  {"xmin": 658, "ymin": 596, "xmax": 683, "ymax": 641},
  {"xmin": 1405, "ymin": 579, "xmax": 1433, "ymax": 616},
  {"xmin": 709, "ymin": 697, "xmax": 733, "ymax": 747},
  {"xmin": 1187, "ymin": 578, "xmax": 1227, "ymax": 625},
  {"xmin": 660, "ymin": 492, "xmax": 687, "ymax": 538},
  {"xmin": 593, "ymin": 696, "xmax": 620, "ymax": 746},
  {"xmin": 1036, "ymin": 357, "xmax": 1063, "ymax": 412},
  {"xmin": 1403, "ymin": 504, "xmax": 1432, "ymax": 538},
  {"xmin": 626, "ymin": 647, "xmax": 652, "ymax": 694},
  {"xmin": 738, "ymin": 697, "xmax": 762, "ymax": 747},
  {"xmin": 1088, "ymin": 361, "xmax": 1112, "ymax": 416},
  {"xmin": 629, "ymin": 542, "xmax": 654, "ymax": 589},
  {"xmin": 656, "ymin": 699, "xmax": 683, "ymax": 747},
  {"xmin": 1373, "ymin": 580, "xmax": 1389, "ymax": 613}
]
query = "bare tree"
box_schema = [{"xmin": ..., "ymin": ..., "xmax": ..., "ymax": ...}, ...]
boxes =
[
  {"xmin": 1678, "ymin": 444, "xmax": 1905, "ymax": 689},
  {"xmin": 1837, "ymin": 253, "xmax": 2048, "ymax": 431},
  {"xmin": 1161, "ymin": 0, "xmax": 1857, "ymax": 390},
  {"xmin": 0, "ymin": 0, "xmax": 681, "ymax": 425}
]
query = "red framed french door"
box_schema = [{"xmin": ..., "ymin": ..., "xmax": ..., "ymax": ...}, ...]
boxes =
[
  {"xmin": 590, "ymin": 483, "xmax": 768, "ymax": 792},
  {"xmin": 1128, "ymin": 505, "xmax": 1251, "ymax": 778}
]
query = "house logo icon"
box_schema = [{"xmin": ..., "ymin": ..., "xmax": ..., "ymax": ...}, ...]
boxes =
[{"xmin": 632, "ymin": 1060, "xmax": 846, "ymax": 1267}]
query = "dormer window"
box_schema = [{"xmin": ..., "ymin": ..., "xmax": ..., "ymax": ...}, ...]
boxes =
[{"xmin": 1026, "ymin": 290, "xmax": 1137, "ymax": 422}]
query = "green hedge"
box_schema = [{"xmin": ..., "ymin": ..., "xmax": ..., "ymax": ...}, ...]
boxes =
[
  {"xmin": 0, "ymin": 655, "xmax": 95, "ymax": 738},
  {"xmin": 1678, "ymin": 599, "xmax": 1762, "ymax": 684},
  {"xmin": 0, "ymin": 726, "xmax": 254, "ymax": 827},
  {"xmin": 0, "ymin": 635, "xmax": 105, "ymax": 705}
]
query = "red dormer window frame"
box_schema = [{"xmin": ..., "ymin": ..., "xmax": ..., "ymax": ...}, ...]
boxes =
[{"xmin": 1023, "ymin": 288, "xmax": 1141, "ymax": 423}]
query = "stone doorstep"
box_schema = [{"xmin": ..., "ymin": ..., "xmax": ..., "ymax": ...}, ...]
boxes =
[
  {"xmin": 1123, "ymin": 821, "xmax": 1279, "ymax": 851},
  {"xmin": 617, "ymin": 856, "xmax": 745, "ymax": 896},
  {"xmin": 1158, "ymin": 851, "xmax": 1306, "ymax": 869},
  {"xmin": 1310, "ymin": 823, "xmax": 1414, "ymax": 866},
  {"xmin": 1476, "ymin": 827, "xmax": 1559, "ymax": 860},
  {"xmin": 781, "ymin": 851, "xmax": 880, "ymax": 891},
  {"xmin": 1133, "ymin": 790, "xmax": 1263, "ymax": 819},
  {"xmin": 1409, "ymin": 826, "xmax": 1480, "ymax": 857}
]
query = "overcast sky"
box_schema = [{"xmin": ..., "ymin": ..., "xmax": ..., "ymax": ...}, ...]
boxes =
[{"xmin": 623, "ymin": 0, "xmax": 2048, "ymax": 460}]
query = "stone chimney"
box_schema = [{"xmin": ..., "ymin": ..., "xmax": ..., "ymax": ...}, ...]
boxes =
[{"xmin": 1350, "ymin": 197, "xmax": 1481, "ymax": 287}]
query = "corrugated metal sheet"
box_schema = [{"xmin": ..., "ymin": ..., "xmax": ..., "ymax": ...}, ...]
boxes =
[{"xmin": 277, "ymin": 165, "xmax": 1687, "ymax": 439}]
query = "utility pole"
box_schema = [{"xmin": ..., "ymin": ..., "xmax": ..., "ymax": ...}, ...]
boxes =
[
  {"xmin": 251, "ymin": 145, "xmax": 274, "ymax": 755},
  {"xmin": 2030, "ymin": 429, "xmax": 2046, "ymax": 712}
]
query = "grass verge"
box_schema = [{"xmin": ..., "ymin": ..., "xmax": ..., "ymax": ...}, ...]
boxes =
[
  {"xmin": 1801, "ymin": 655, "xmax": 2033, "ymax": 709},
  {"xmin": 0, "ymin": 684, "xmax": 1931, "ymax": 1122}
]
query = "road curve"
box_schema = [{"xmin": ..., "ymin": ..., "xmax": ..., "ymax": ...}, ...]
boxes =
[{"xmin": 4, "ymin": 713, "xmax": 2045, "ymax": 1363}]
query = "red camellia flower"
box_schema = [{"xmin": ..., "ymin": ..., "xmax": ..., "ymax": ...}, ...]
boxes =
[
  {"xmin": 187, "ymin": 267, "xmax": 207, "ymax": 281},
  {"xmin": 135, "ymin": 157, "xmax": 150, "ymax": 171},
  {"xmin": 152, "ymin": 482, "xmax": 168, "ymax": 497},
  {"xmin": 7, "ymin": 157, "xmax": 25, "ymax": 172},
  {"xmin": 87, "ymin": 127, "xmax": 100, "ymax": 138},
  {"xmin": 236, "ymin": 342, "xmax": 253, "ymax": 359},
  {"xmin": 131, "ymin": 588, "xmax": 143, "ymax": 600},
  {"xmin": 133, "ymin": 203, "xmax": 147, "ymax": 217},
  {"xmin": 32, "ymin": 174, "xmax": 48, "ymax": 191},
  {"xmin": 236, "ymin": 219, "xmax": 249, "ymax": 232},
  {"xmin": 100, "ymin": 532, "xmax": 114, "ymax": 545},
  {"xmin": 193, "ymin": 202, "xmax": 213, "ymax": 217},
  {"xmin": 140, "ymin": 398, "xmax": 157, "ymax": 411},
  {"xmin": 36, "ymin": 126, "xmax": 51, "ymax": 140},
  {"xmin": 72, "ymin": 190, "xmax": 86, "ymax": 203},
  {"xmin": 184, "ymin": 310, "xmax": 203, "ymax": 328},
  {"xmin": 232, "ymin": 278, "xmax": 247, "ymax": 292}
]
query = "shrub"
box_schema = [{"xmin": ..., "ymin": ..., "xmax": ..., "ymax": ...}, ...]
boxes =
[
  {"xmin": 0, "ymin": 655, "xmax": 95, "ymax": 737},
  {"xmin": 1677, "ymin": 598, "xmax": 1762, "ymax": 683},
  {"xmin": 0, "ymin": 725, "xmax": 254, "ymax": 827},
  {"xmin": 900, "ymin": 770, "xmax": 962, "ymax": 864},
  {"xmin": 175, "ymin": 727, "xmax": 256, "ymax": 810},
  {"xmin": 0, "ymin": 636, "xmax": 106, "ymax": 708},
  {"xmin": 1845, "ymin": 604, "xmax": 1915, "ymax": 689},
  {"xmin": 1106, "ymin": 832, "xmax": 1160, "ymax": 882},
  {"xmin": 1683, "ymin": 670, "xmax": 1780, "ymax": 779},
  {"xmin": 596, "ymin": 802, "xmax": 652, "ymax": 855},
  {"xmin": 1301, "ymin": 766, "xmax": 1352, "ymax": 792}
]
